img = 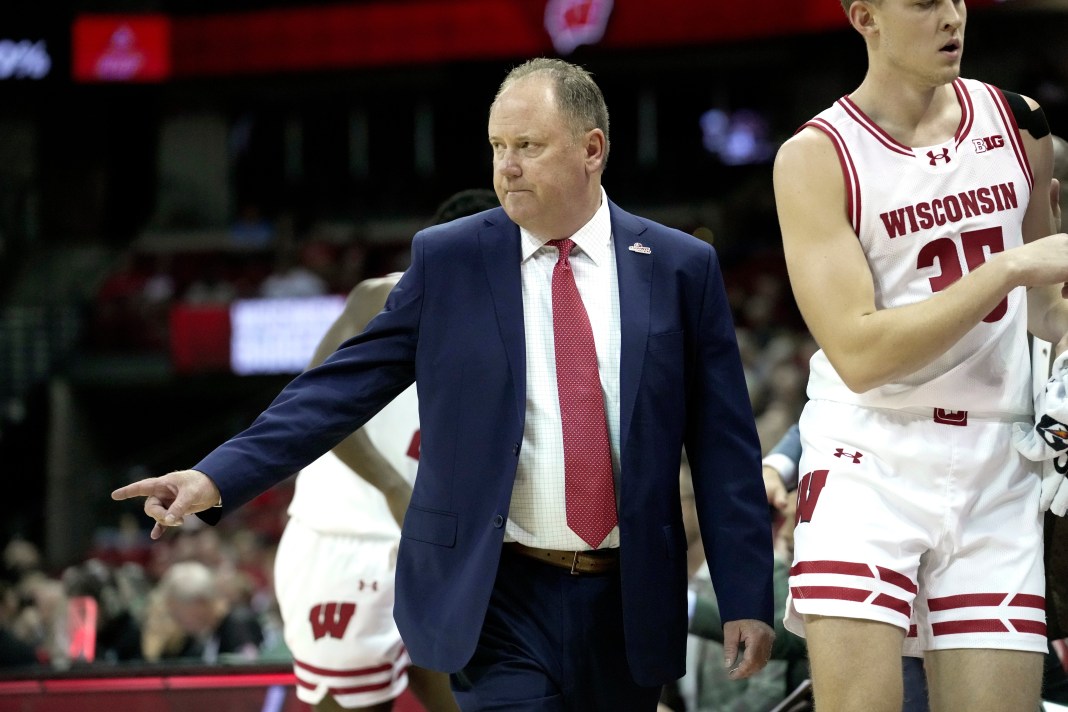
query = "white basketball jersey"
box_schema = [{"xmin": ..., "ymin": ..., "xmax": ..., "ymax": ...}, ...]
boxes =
[
  {"xmin": 804, "ymin": 78, "xmax": 1034, "ymax": 415},
  {"xmin": 286, "ymin": 384, "xmax": 419, "ymax": 537}
]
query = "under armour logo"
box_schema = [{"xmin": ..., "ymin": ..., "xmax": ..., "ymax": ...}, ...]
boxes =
[
  {"xmin": 357, "ymin": 579, "xmax": 379, "ymax": 592},
  {"xmin": 834, "ymin": 448, "xmax": 863, "ymax": 464},
  {"xmin": 927, "ymin": 149, "xmax": 951, "ymax": 165}
]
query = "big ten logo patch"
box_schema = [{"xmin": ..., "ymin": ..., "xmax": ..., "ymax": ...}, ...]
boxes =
[{"xmin": 972, "ymin": 135, "xmax": 1005, "ymax": 153}]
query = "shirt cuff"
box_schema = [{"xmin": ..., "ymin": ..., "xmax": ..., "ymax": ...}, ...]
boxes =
[
  {"xmin": 687, "ymin": 588, "xmax": 697, "ymax": 623},
  {"xmin": 762, "ymin": 452, "xmax": 798, "ymax": 490}
]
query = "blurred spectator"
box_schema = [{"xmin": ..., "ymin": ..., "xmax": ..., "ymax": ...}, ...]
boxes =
[
  {"xmin": 3, "ymin": 538, "xmax": 42, "ymax": 584},
  {"xmin": 669, "ymin": 458, "xmax": 808, "ymax": 711},
  {"xmin": 92, "ymin": 251, "xmax": 148, "ymax": 350},
  {"xmin": 140, "ymin": 254, "xmax": 177, "ymax": 350},
  {"xmin": 183, "ymin": 262, "xmax": 238, "ymax": 304},
  {"xmin": 147, "ymin": 560, "xmax": 262, "ymax": 664},
  {"xmin": 0, "ymin": 580, "xmax": 36, "ymax": 667},
  {"xmin": 11, "ymin": 573, "xmax": 69, "ymax": 669},
  {"xmin": 259, "ymin": 242, "xmax": 328, "ymax": 299},
  {"xmin": 61, "ymin": 559, "xmax": 143, "ymax": 663}
]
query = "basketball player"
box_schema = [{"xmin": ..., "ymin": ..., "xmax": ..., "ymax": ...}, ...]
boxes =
[
  {"xmin": 274, "ymin": 190, "xmax": 498, "ymax": 712},
  {"xmin": 772, "ymin": 2, "xmax": 1068, "ymax": 711}
]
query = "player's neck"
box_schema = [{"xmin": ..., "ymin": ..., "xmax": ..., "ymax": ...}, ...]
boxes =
[{"xmin": 849, "ymin": 72, "xmax": 960, "ymax": 147}]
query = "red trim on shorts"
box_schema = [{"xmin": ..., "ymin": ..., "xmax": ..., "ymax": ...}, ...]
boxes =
[
  {"xmin": 1011, "ymin": 619, "xmax": 1048, "ymax": 636},
  {"xmin": 791, "ymin": 560, "xmax": 917, "ymax": 595},
  {"xmin": 296, "ymin": 672, "xmax": 406, "ymax": 696},
  {"xmin": 872, "ymin": 593, "xmax": 912, "ymax": 617},
  {"xmin": 1009, "ymin": 594, "xmax": 1046, "ymax": 609},
  {"xmin": 294, "ymin": 642, "xmax": 407, "ymax": 678},
  {"xmin": 933, "ymin": 619, "xmax": 1009, "ymax": 635},
  {"xmin": 791, "ymin": 585, "xmax": 870, "ymax": 602},
  {"xmin": 876, "ymin": 566, "xmax": 918, "ymax": 594},
  {"xmin": 790, "ymin": 560, "xmax": 872, "ymax": 578},
  {"xmin": 294, "ymin": 659, "xmax": 394, "ymax": 677},
  {"xmin": 932, "ymin": 618, "xmax": 1046, "ymax": 637},
  {"xmin": 928, "ymin": 592, "xmax": 1045, "ymax": 611},
  {"xmin": 328, "ymin": 679, "xmax": 397, "ymax": 695}
]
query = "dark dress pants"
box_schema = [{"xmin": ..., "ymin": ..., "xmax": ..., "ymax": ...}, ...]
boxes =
[{"xmin": 450, "ymin": 547, "xmax": 663, "ymax": 711}]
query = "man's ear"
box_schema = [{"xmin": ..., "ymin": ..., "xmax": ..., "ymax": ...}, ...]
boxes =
[
  {"xmin": 849, "ymin": 1, "xmax": 878, "ymax": 38},
  {"xmin": 584, "ymin": 128, "xmax": 607, "ymax": 173}
]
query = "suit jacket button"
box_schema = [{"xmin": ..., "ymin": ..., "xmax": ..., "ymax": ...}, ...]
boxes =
[
  {"xmin": 512, "ymin": 442, "xmax": 521, "ymax": 455},
  {"xmin": 493, "ymin": 515, "xmax": 504, "ymax": 528}
]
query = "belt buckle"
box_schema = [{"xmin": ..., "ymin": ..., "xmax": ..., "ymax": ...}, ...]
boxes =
[{"xmin": 570, "ymin": 551, "xmax": 581, "ymax": 576}]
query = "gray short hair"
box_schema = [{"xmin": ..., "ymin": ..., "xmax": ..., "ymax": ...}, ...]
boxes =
[
  {"xmin": 159, "ymin": 561, "xmax": 216, "ymax": 602},
  {"xmin": 494, "ymin": 58, "xmax": 610, "ymax": 167}
]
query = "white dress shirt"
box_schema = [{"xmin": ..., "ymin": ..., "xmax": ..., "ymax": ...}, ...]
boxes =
[{"xmin": 506, "ymin": 188, "xmax": 621, "ymax": 551}]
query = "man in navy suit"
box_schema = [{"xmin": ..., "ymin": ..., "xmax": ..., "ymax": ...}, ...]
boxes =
[{"xmin": 113, "ymin": 58, "xmax": 774, "ymax": 711}]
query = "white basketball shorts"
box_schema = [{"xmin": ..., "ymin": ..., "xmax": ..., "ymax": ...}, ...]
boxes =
[
  {"xmin": 785, "ymin": 399, "xmax": 1047, "ymax": 654},
  {"xmin": 274, "ymin": 517, "xmax": 410, "ymax": 707}
]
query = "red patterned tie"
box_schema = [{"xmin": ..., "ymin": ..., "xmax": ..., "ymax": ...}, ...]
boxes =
[{"xmin": 549, "ymin": 238, "xmax": 617, "ymax": 548}]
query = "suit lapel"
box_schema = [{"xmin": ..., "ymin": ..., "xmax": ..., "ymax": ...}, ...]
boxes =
[
  {"xmin": 610, "ymin": 202, "xmax": 652, "ymax": 453},
  {"xmin": 479, "ymin": 215, "xmax": 527, "ymax": 422}
]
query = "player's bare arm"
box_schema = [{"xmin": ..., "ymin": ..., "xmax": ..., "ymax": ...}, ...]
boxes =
[
  {"xmin": 309, "ymin": 274, "xmax": 413, "ymax": 526},
  {"xmin": 776, "ymin": 127, "xmax": 1020, "ymax": 393},
  {"xmin": 1016, "ymin": 95, "xmax": 1068, "ymax": 344}
]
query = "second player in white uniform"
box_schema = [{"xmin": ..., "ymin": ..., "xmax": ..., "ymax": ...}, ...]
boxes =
[
  {"xmin": 275, "ymin": 382, "xmax": 419, "ymax": 709},
  {"xmin": 272, "ymin": 270, "xmax": 459, "ymax": 712},
  {"xmin": 786, "ymin": 76, "xmax": 1047, "ymax": 653},
  {"xmin": 272, "ymin": 190, "xmax": 498, "ymax": 712},
  {"xmin": 773, "ymin": 1, "xmax": 1068, "ymax": 709}
]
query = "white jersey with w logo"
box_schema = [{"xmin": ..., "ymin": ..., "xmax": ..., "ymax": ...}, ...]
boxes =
[
  {"xmin": 274, "ymin": 380, "xmax": 420, "ymax": 708},
  {"xmin": 804, "ymin": 77, "xmax": 1034, "ymax": 415}
]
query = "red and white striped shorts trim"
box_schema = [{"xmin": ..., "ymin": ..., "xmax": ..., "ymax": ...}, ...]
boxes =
[
  {"xmin": 789, "ymin": 558, "xmax": 1047, "ymax": 649},
  {"xmin": 790, "ymin": 559, "xmax": 917, "ymax": 627},
  {"xmin": 293, "ymin": 643, "xmax": 410, "ymax": 707}
]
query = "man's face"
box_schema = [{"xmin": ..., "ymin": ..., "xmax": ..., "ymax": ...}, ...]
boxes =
[
  {"xmin": 168, "ymin": 597, "xmax": 216, "ymax": 637},
  {"xmin": 488, "ymin": 75, "xmax": 600, "ymax": 240},
  {"xmin": 870, "ymin": 0, "xmax": 966, "ymax": 88}
]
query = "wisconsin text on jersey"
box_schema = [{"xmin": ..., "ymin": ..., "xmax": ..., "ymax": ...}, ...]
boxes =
[{"xmin": 879, "ymin": 182, "xmax": 1019, "ymax": 239}]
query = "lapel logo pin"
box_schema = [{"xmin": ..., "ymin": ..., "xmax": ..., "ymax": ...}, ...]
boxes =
[{"xmin": 628, "ymin": 242, "xmax": 651, "ymax": 254}]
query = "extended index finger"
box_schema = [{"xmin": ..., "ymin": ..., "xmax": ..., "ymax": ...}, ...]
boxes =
[{"xmin": 111, "ymin": 478, "xmax": 166, "ymax": 501}]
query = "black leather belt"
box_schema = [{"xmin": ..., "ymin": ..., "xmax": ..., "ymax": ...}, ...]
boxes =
[{"xmin": 505, "ymin": 542, "xmax": 620, "ymax": 575}]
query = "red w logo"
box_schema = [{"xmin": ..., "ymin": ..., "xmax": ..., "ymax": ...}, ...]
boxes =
[
  {"xmin": 406, "ymin": 430, "xmax": 421, "ymax": 461},
  {"xmin": 309, "ymin": 602, "xmax": 356, "ymax": 641},
  {"xmin": 795, "ymin": 469, "xmax": 830, "ymax": 526}
]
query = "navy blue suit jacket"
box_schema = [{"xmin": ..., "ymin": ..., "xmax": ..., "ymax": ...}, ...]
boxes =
[{"xmin": 195, "ymin": 201, "xmax": 773, "ymax": 686}]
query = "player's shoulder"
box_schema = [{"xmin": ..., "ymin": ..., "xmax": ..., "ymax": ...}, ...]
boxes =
[
  {"xmin": 774, "ymin": 124, "xmax": 840, "ymax": 180},
  {"xmin": 348, "ymin": 272, "xmax": 402, "ymax": 303}
]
